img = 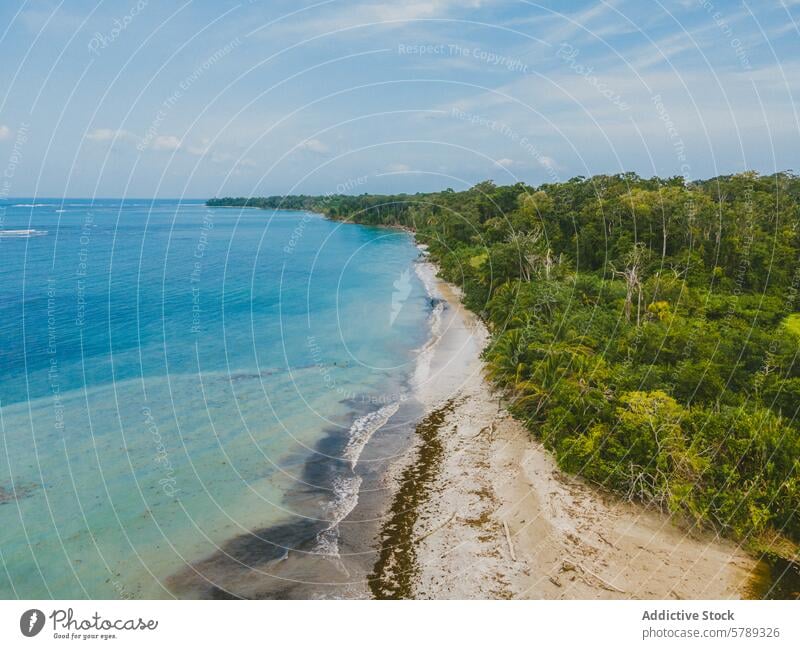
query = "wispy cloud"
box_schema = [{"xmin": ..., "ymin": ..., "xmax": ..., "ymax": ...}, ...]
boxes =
[
  {"xmin": 515, "ymin": 0, "xmax": 625, "ymax": 44},
  {"xmin": 298, "ymin": 138, "xmax": 329, "ymax": 153},
  {"xmin": 186, "ymin": 139, "xmax": 210, "ymax": 156},
  {"xmin": 629, "ymin": 32, "xmax": 699, "ymax": 71},
  {"xmin": 2, "ymin": 0, "xmax": 796, "ymax": 195},
  {"xmin": 264, "ymin": 0, "xmax": 499, "ymax": 37},
  {"xmin": 87, "ymin": 129, "xmax": 183, "ymax": 153},
  {"xmin": 86, "ymin": 128, "xmax": 136, "ymax": 142},
  {"xmin": 150, "ymin": 135, "xmax": 182, "ymax": 151}
]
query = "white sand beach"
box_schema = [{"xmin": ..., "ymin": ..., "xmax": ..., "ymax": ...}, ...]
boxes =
[{"xmin": 374, "ymin": 263, "xmax": 757, "ymax": 599}]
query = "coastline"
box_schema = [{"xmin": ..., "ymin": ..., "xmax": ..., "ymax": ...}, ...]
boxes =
[{"xmin": 370, "ymin": 259, "xmax": 758, "ymax": 599}]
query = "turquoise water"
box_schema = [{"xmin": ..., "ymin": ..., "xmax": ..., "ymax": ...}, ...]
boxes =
[{"xmin": 0, "ymin": 199, "xmax": 430, "ymax": 598}]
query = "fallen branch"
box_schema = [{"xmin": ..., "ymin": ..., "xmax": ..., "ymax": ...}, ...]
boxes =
[
  {"xmin": 503, "ymin": 520, "xmax": 517, "ymax": 561},
  {"xmin": 472, "ymin": 422, "xmax": 496, "ymax": 440},
  {"xmin": 596, "ymin": 532, "xmax": 616, "ymax": 548},
  {"xmin": 577, "ymin": 562, "xmax": 625, "ymax": 593}
]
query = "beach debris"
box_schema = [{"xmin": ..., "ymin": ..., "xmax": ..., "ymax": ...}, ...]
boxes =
[
  {"xmin": 582, "ymin": 565, "xmax": 625, "ymax": 593},
  {"xmin": 472, "ymin": 421, "xmax": 496, "ymax": 440},
  {"xmin": 502, "ymin": 520, "xmax": 517, "ymax": 561},
  {"xmin": 560, "ymin": 556, "xmax": 625, "ymax": 592},
  {"xmin": 561, "ymin": 560, "xmax": 577, "ymax": 572},
  {"xmin": 413, "ymin": 511, "xmax": 456, "ymax": 544},
  {"xmin": 549, "ymin": 575, "xmax": 562, "ymax": 587},
  {"xmin": 572, "ymin": 560, "xmax": 626, "ymax": 593},
  {"xmin": 369, "ymin": 400, "xmax": 456, "ymax": 599},
  {"xmin": 596, "ymin": 531, "xmax": 616, "ymax": 548}
]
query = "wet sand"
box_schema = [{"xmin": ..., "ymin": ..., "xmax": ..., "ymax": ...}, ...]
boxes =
[{"xmin": 371, "ymin": 265, "xmax": 757, "ymax": 599}]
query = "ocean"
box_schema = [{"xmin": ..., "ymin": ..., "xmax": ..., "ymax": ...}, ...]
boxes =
[{"xmin": 0, "ymin": 199, "xmax": 434, "ymax": 598}]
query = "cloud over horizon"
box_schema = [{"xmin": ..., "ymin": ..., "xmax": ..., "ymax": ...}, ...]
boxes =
[{"xmin": 0, "ymin": 0, "xmax": 797, "ymax": 197}]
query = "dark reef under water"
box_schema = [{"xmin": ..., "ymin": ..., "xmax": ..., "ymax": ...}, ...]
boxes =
[{"xmin": 166, "ymin": 395, "xmax": 424, "ymax": 599}]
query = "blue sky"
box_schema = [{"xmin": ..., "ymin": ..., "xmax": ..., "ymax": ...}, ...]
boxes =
[{"xmin": 0, "ymin": 0, "xmax": 797, "ymax": 198}]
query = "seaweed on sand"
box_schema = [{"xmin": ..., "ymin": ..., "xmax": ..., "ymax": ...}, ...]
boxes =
[{"xmin": 368, "ymin": 399, "xmax": 456, "ymax": 599}]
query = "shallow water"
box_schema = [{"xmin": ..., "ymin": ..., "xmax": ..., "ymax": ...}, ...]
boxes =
[
  {"xmin": 0, "ymin": 199, "xmax": 431, "ymax": 598},
  {"xmin": 750, "ymin": 557, "xmax": 800, "ymax": 600}
]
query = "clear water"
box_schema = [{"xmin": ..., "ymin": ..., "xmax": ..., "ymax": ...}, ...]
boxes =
[{"xmin": 0, "ymin": 199, "xmax": 430, "ymax": 598}]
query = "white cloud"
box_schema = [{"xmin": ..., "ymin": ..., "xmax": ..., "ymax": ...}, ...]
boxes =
[
  {"xmin": 369, "ymin": 0, "xmax": 477, "ymax": 23},
  {"xmin": 259, "ymin": 0, "xmax": 493, "ymax": 36},
  {"xmin": 387, "ymin": 163, "xmax": 411, "ymax": 172},
  {"xmin": 494, "ymin": 157, "xmax": 514, "ymax": 167},
  {"xmin": 86, "ymin": 128, "xmax": 134, "ymax": 142},
  {"xmin": 539, "ymin": 156, "xmax": 560, "ymax": 169},
  {"xmin": 538, "ymin": 0, "xmax": 623, "ymax": 43},
  {"xmin": 228, "ymin": 157, "xmax": 258, "ymax": 176},
  {"xmin": 151, "ymin": 135, "xmax": 182, "ymax": 151},
  {"xmin": 186, "ymin": 138, "xmax": 211, "ymax": 156},
  {"xmin": 0, "ymin": 125, "xmax": 10, "ymax": 140},
  {"xmin": 183, "ymin": 138, "xmax": 257, "ymax": 168},
  {"xmin": 298, "ymin": 138, "xmax": 329, "ymax": 153},
  {"xmin": 87, "ymin": 129, "xmax": 185, "ymax": 153},
  {"xmin": 629, "ymin": 33, "xmax": 699, "ymax": 71}
]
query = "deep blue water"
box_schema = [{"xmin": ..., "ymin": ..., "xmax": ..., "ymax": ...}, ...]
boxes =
[{"xmin": 0, "ymin": 199, "xmax": 430, "ymax": 598}]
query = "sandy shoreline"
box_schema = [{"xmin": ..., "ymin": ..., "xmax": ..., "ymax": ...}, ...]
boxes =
[{"xmin": 371, "ymin": 262, "xmax": 757, "ymax": 599}]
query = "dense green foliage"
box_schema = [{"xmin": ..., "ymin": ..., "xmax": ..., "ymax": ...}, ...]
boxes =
[{"xmin": 209, "ymin": 172, "xmax": 800, "ymax": 558}]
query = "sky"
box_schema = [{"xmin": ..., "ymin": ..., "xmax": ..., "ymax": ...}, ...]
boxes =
[{"xmin": 0, "ymin": 0, "xmax": 798, "ymax": 198}]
